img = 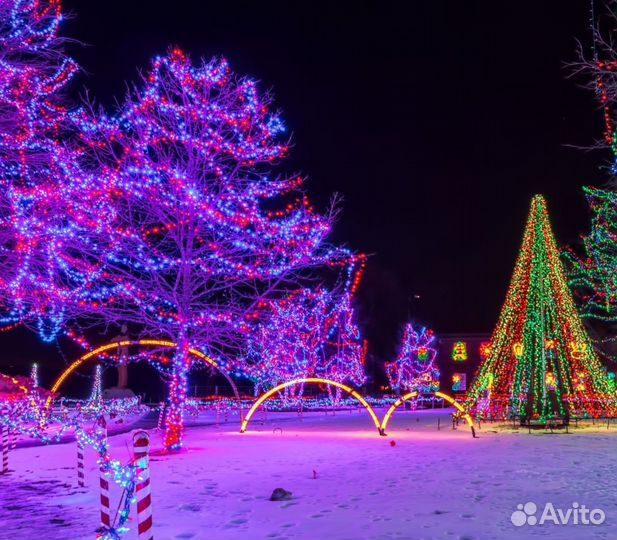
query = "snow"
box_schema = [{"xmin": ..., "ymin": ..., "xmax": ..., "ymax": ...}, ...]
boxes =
[{"xmin": 1, "ymin": 407, "xmax": 616, "ymax": 540}]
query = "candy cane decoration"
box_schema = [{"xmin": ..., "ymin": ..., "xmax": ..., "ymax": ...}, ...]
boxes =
[
  {"xmin": 156, "ymin": 403, "xmax": 165, "ymax": 431},
  {"xmin": 77, "ymin": 439, "xmax": 85, "ymax": 487},
  {"xmin": 1, "ymin": 424, "xmax": 8, "ymax": 474},
  {"xmin": 97, "ymin": 417, "xmax": 111, "ymax": 529},
  {"xmin": 133, "ymin": 431, "xmax": 153, "ymax": 540},
  {"xmin": 9, "ymin": 428, "xmax": 16, "ymax": 450}
]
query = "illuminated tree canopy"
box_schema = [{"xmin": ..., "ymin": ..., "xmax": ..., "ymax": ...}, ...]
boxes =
[{"xmin": 0, "ymin": 2, "xmax": 362, "ymax": 450}]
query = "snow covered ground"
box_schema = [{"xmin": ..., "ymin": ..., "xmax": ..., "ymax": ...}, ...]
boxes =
[{"xmin": 1, "ymin": 407, "xmax": 616, "ymax": 540}]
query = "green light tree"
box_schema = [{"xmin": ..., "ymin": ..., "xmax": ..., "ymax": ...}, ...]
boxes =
[
  {"xmin": 466, "ymin": 195, "xmax": 615, "ymax": 420},
  {"xmin": 565, "ymin": 186, "xmax": 617, "ymax": 322}
]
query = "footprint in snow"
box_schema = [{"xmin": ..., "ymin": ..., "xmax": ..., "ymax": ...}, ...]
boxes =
[
  {"xmin": 178, "ymin": 503, "xmax": 202, "ymax": 512},
  {"xmin": 175, "ymin": 533, "xmax": 195, "ymax": 538}
]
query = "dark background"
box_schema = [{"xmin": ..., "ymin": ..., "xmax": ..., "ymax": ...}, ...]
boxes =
[{"xmin": 0, "ymin": 1, "xmax": 609, "ymax": 391}]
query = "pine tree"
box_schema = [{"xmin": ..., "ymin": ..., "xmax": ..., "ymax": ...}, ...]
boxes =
[
  {"xmin": 565, "ymin": 187, "xmax": 617, "ymax": 322},
  {"xmin": 466, "ymin": 195, "xmax": 615, "ymax": 420}
]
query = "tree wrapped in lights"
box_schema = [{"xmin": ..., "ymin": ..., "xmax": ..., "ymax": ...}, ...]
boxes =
[
  {"xmin": 565, "ymin": 3, "xmax": 617, "ymax": 329},
  {"xmin": 315, "ymin": 290, "xmax": 366, "ymax": 388},
  {"xmin": 88, "ymin": 364, "xmax": 102, "ymax": 404},
  {"xmin": 244, "ymin": 281, "xmax": 365, "ymax": 403},
  {"xmin": 0, "ymin": 0, "xmax": 115, "ymax": 340},
  {"xmin": 77, "ymin": 49, "xmax": 353, "ymax": 449},
  {"xmin": 385, "ymin": 323, "xmax": 439, "ymax": 393},
  {"xmin": 246, "ymin": 288, "xmax": 329, "ymax": 398},
  {"xmin": 466, "ymin": 195, "xmax": 615, "ymax": 420},
  {"xmin": 565, "ymin": 187, "xmax": 617, "ymax": 322},
  {"xmin": 245, "ymin": 281, "xmax": 367, "ymax": 393}
]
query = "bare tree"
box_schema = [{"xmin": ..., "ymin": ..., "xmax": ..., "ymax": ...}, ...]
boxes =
[{"xmin": 74, "ymin": 49, "xmax": 353, "ymax": 449}]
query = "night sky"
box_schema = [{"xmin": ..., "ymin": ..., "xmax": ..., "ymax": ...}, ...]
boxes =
[{"xmin": 1, "ymin": 1, "xmax": 609, "ymax": 376}]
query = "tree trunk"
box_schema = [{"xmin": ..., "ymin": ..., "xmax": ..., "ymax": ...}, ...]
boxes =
[
  {"xmin": 117, "ymin": 363, "xmax": 128, "ymax": 389},
  {"xmin": 164, "ymin": 341, "xmax": 190, "ymax": 450},
  {"xmin": 334, "ymin": 386, "xmax": 342, "ymax": 407}
]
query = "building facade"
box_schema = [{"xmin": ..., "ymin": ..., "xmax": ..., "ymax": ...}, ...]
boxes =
[{"xmin": 436, "ymin": 333, "xmax": 490, "ymax": 397}]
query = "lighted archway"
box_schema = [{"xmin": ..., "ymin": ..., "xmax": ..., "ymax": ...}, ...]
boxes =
[
  {"xmin": 240, "ymin": 377, "xmax": 381, "ymax": 434},
  {"xmin": 44, "ymin": 339, "xmax": 241, "ymax": 418},
  {"xmin": 380, "ymin": 390, "xmax": 475, "ymax": 436}
]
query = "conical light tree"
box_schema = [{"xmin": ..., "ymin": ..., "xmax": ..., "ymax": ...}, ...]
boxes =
[{"xmin": 466, "ymin": 195, "xmax": 615, "ymax": 420}]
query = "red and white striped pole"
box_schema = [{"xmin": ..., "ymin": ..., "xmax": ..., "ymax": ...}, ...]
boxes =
[
  {"xmin": 156, "ymin": 403, "xmax": 165, "ymax": 431},
  {"xmin": 1, "ymin": 424, "xmax": 8, "ymax": 474},
  {"xmin": 133, "ymin": 431, "xmax": 153, "ymax": 540},
  {"xmin": 77, "ymin": 439, "xmax": 85, "ymax": 487},
  {"xmin": 97, "ymin": 417, "xmax": 111, "ymax": 530},
  {"xmin": 9, "ymin": 428, "xmax": 16, "ymax": 450}
]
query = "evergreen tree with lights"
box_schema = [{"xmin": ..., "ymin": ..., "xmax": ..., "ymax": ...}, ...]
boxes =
[
  {"xmin": 466, "ymin": 195, "xmax": 615, "ymax": 420},
  {"xmin": 563, "ymin": 6, "xmax": 617, "ymax": 354},
  {"xmin": 565, "ymin": 187, "xmax": 617, "ymax": 322},
  {"xmin": 385, "ymin": 322, "xmax": 439, "ymax": 394}
]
